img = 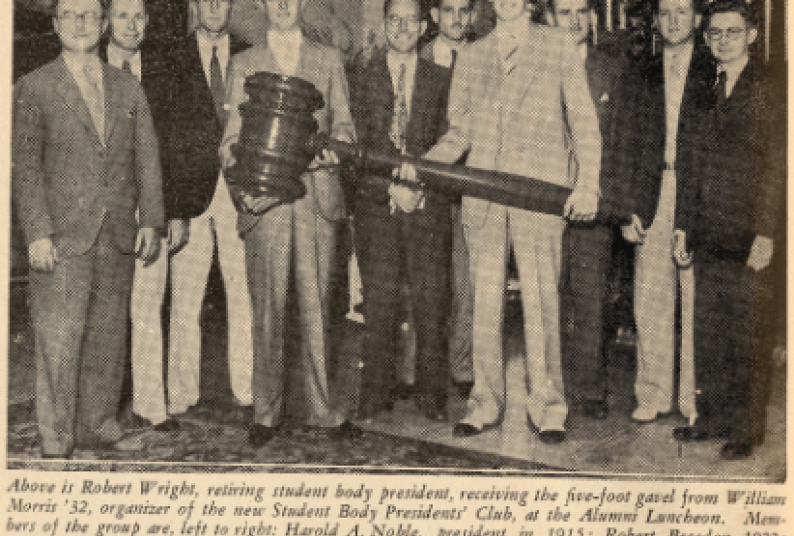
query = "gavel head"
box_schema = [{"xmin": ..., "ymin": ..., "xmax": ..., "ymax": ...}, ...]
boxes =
[{"xmin": 225, "ymin": 72, "xmax": 325, "ymax": 202}]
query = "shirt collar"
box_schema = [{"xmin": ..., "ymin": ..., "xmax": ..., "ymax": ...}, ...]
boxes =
[
  {"xmin": 663, "ymin": 40, "xmax": 694, "ymax": 69},
  {"xmin": 386, "ymin": 50, "xmax": 418, "ymax": 77},
  {"xmin": 495, "ymin": 15, "xmax": 530, "ymax": 43},
  {"xmin": 107, "ymin": 44, "xmax": 140, "ymax": 70},
  {"xmin": 268, "ymin": 29, "xmax": 303, "ymax": 48},
  {"xmin": 62, "ymin": 51, "xmax": 102, "ymax": 80},
  {"xmin": 196, "ymin": 30, "xmax": 229, "ymax": 55},
  {"xmin": 719, "ymin": 54, "xmax": 749, "ymax": 83}
]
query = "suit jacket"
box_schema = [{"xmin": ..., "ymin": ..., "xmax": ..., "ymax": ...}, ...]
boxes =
[
  {"xmin": 221, "ymin": 38, "xmax": 356, "ymax": 234},
  {"xmin": 13, "ymin": 56, "xmax": 164, "ymax": 258},
  {"xmin": 101, "ymin": 40, "xmax": 177, "ymax": 220},
  {"xmin": 418, "ymin": 37, "xmax": 470, "ymax": 67},
  {"xmin": 627, "ymin": 44, "xmax": 716, "ymax": 229},
  {"xmin": 424, "ymin": 24, "xmax": 601, "ymax": 229},
  {"xmin": 167, "ymin": 33, "xmax": 249, "ymax": 221},
  {"xmin": 568, "ymin": 45, "xmax": 630, "ymax": 225},
  {"xmin": 350, "ymin": 51, "xmax": 452, "ymax": 227},
  {"xmin": 680, "ymin": 61, "xmax": 784, "ymax": 261}
]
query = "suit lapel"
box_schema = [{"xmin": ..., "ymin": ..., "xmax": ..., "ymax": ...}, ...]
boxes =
[
  {"xmin": 53, "ymin": 57, "xmax": 103, "ymax": 146},
  {"xmin": 103, "ymin": 64, "xmax": 125, "ymax": 147},
  {"xmin": 506, "ymin": 28, "xmax": 541, "ymax": 110},
  {"xmin": 407, "ymin": 58, "xmax": 432, "ymax": 141}
]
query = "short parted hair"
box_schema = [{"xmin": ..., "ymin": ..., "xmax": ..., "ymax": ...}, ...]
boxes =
[
  {"xmin": 54, "ymin": 0, "xmax": 110, "ymax": 17},
  {"xmin": 433, "ymin": 0, "xmax": 476, "ymax": 9},
  {"xmin": 653, "ymin": 0, "xmax": 704, "ymax": 15},
  {"xmin": 703, "ymin": 0, "xmax": 757, "ymax": 28},
  {"xmin": 547, "ymin": 0, "xmax": 594, "ymax": 13},
  {"xmin": 384, "ymin": 0, "xmax": 427, "ymax": 18}
]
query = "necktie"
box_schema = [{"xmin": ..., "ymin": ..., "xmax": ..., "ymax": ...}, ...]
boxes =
[
  {"xmin": 503, "ymin": 41, "xmax": 519, "ymax": 78},
  {"xmin": 210, "ymin": 45, "xmax": 226, "ymax": 122},
  {"xmin": 714, "ymin": 70, "xmax": 728, "ymax": 106},
  {"xmin": 390, "ymin": 62, "xmax": 408, "ymax": 150},
  {"xmin": 122, "ymin": 60, "xmax": 131, "ymax": 73},
  {"xmin": 83, "ymin": 64, "xmax": 104, "ymax": 142},
  {"xmin": 449, "ymin": 48, "xmax": 458, "ymax": 71}
]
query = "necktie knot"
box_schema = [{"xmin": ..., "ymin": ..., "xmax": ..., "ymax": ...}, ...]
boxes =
[
  {"xmin": 449, "ymin": 49, "xmax": 458, "ymax": 70},
  {"xmin": 122, "ymin": 60, "xmax": 132, "ymax": 73}
]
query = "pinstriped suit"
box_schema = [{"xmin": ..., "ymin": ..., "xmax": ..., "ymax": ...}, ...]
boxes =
[
  {"xmin": 221, "ymin": 38, "xmax": 355, "ymax": 427},
  {"xmin": 425, "ymin": 24, "xmax": 601, "ymax": 432}
]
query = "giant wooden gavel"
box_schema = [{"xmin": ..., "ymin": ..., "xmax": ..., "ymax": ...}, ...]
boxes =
[{"xmin": 225, "ymin": 72, "xmax": 618, "ymax": 220}]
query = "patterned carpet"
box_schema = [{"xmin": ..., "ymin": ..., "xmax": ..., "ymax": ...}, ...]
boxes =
[{"xmin": 7, "ymin": 400, "xmax": 562, "ymax": 473}]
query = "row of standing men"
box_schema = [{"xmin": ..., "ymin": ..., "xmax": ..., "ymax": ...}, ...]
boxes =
[{"xmin": 12, "ymin": 0, "xmax": 783, "ymax": 460}]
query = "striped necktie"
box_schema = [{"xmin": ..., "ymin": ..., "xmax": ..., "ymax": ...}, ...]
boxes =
[
  {"xmin": 83, "ymin": 64, "xmax": 104, "ymax": 142},
  {"xmin": 210, "ymin": 45, "xmax": 226, "ymax": 123},
  {"xmin": 390, "ymin": 62, "xmax": 408, "ymax": 150}
]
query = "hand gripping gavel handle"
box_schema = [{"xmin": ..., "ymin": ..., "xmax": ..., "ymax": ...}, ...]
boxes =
[{"xmin": 317, "ymin": 134, "xmax": 628, "ymax": 220}]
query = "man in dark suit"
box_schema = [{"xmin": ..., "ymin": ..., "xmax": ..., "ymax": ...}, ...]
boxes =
[
  {"xmin": 220, "ymin": 0, "xmax": 362, "ymax": 448},
  {"xmin": 546, "ymin": 0, "xmax": 629, "ymax": 421},
  {"xmin": 672, "ymin": 0, "xmax": 784, "ymax": 459},
  {"xmin": 12, "ymin": 0, "xmax": 163, "ymax": 458},
  {"xmin": 350, "ymin": 0, "xmax": 454, "ymax": 422},
  {"xmin": 621, "ymin": 0, "xmax": 715, "ymax": 423},
  {"xmin": 418, "ymin": 0, "xmax": 476, "ymax": 401},
  {"xmin": 102, "ymin": 0, "xmax": 182, "ymax": 433},
  {"xmin": 167, "ymin": 0, "xmax": 253, "ymax": 419}
]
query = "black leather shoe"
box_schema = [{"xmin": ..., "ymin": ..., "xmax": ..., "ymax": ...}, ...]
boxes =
[
  {"xmin": 453, "ymin": 423, "xmax": 481, "ymax": 437},
  {"xmin": 415, "ymin": 395, "xmax": 448, "ymax": 422},
  {"xmin": 124, "ymin": 413, "xmax": 152, "ymax": 432},
  {"xmin": 328, "ymin": 420, "xmax": 364, "ymax": 440},
  {"xmin": 720, "ymin": 435, "xmax": 761, "ymax": 460},
  {"xmin": 539, "ymin": 430, "xmax": 566, "ymax": 444},
  {"xmin": 41, "ymin": 451, "xmax": 73, "ymax": 460},
  {"xmin": 454, "ymin": 381, "xmax": 473, "ymax": 399},
  {"xmin": 582, "ymin": 399, "xmax": 608, "ymax": 421},
  {"xmin": 673, "ymin": 426, "xmax": 710, "ymax": 442},
  {"xmin": 153, "ymin": 418, "xmax": 181, "ymax": 433},
  {"xmin": 248, "ymin": 424, "xmax": 279, "ymax": 448}
]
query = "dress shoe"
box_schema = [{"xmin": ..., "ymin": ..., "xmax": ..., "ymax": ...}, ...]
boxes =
[
  {"xmin": 454, "ymin": 381, "xmax": 473, "ymax": 399},
  {"xmin": 538, "ymin": 430, "xmax": 566, "ymax": 444},
  {"xmin": 173, "ymin": 405, "xmax": 205, "ymax": 421},
  {"xmin": 672, "ymin": 426, "xmax": 710, "ymax": 442},
  {"xmin": 582, "ymin": 399, "xmax": 609, "ymax": 421},
  {"xmin": 124, "ymin": 413, "xmax": 153, "ymax": 432},
  {"xmin": 415, "ymin": 395, "xmax": 448, "ymax": 422},
  {"xmin": 230, "ymin": 405, "xmax": 254, "ymax": 425},
  {"xmin": 248, "ymin": 424, "xmax": 279, "ymax": 448},
  {"xmin": 327, "ymin": 420, "xmax": 364, "ymax": 440},
  {"xmin": 41, "ymin": 451, "xmax": 73, "ymax": 460},
  {"xmin": 720, "ymin": 437, "xmax": 760, "ymax": 460},
  {"xmin": 631, "ymin": 406, "xmax": 671, "ymax": 423},
  {"xmin": 452, "ymin": 423, "xmax": 482, "ymax": 437},
  {"xmin": 153, "ymin": 418, "xmax": 181, "ymax": 433}
]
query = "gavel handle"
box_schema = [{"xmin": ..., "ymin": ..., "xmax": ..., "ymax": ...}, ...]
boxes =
[{"xmin": 318, "ymin": 135, "xmax": 590, "ymax": 218}]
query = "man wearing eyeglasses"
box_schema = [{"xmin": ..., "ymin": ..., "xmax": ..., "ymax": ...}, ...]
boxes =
[
  {"xmin": 672, "ymin": 0, "xmax": 784, "ymax": 459},
  {"xmin": 349, "ymin": 0, "xmax": 454, "ymax": 423},
  {"xmin": 99, "ymin": 0, "xmax": 183, "ymax": 435},
  {"xmin": 620, "ymin": 0, "xmax": 715, "ymax": 425},
  {"xmin": 12, "ymin": 0, "xmax": 164, "ymax": 458},
  {"xmin": 167, "ymin": 0, "xmax": 253, "ymax": 423}
]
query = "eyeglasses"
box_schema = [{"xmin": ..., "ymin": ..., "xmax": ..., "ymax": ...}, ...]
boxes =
[
  {"xmin": 386, "ymin": 15, "xmax": 422, "ymax": 28},
  {"xmin": 58, "ymin": 11, "xmax": 102, "ymax": 25},
  {"xmin": 705, "ymin": 27, "xmax": 747, "ymax": 41}
]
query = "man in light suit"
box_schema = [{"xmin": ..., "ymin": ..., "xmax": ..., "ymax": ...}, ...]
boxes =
[
  {"xmin": 419, "ymin": 0, "xmax": 477, "ymax": 400},
  {"xmin": 220, "ymin": 0, "xmax": 362, "ymax": 448},
  {"xmin": 13, "ymin": 0, "xmax": 163, "ymax": 458},
  {"xmin": 167, "ymin": 0, "xmax": 253, "ymax": 420},
  {"xmin": 103, "ymin": 0, "xmax": 182, "ymax": 433},
  {"xmin": 621, "ymin": 0, "xmax": 715, "ymax": 423},
  {"xmin": 546, "ymin": 0, "xmax": 629, "ymax": 421},
  {"xmin": 405, "ymin": 0, "xmax": 601, "ymax": 443}
]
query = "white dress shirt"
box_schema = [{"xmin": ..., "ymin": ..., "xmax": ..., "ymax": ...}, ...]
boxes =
[
  {"xmin": 663, "ymin": 41, "xmax": 694, "ymax": 166},
  {"xmin": 107, "ymin": 44, "xmax": 142, "ymax": 81},
  {"xmin": 386, "ymin": 50, "xmax": 418, "ymax": 120},
  {"xmin": 197, "ymin": 30, "xmax": 230, "ymax": 85},
  {"xmin": 268, "ymin": 29, "xmax": 303, "ymax": 76},
  {"xmin": 431, "ymin": 37, "xmax": 462, "ymax": 69}
]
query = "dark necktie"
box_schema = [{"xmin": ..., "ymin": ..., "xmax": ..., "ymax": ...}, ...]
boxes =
[
  {"xmin": 210, "ymin": 45, "xmax": 226, "ymax": 123},
  {"xmin": 390, "ymin": 62, "xmax": 408, "ymax": 150},
  {"xmin": 714, "ymin": 70, "xmax": 728, "ymax": 107},
  {"xmin": 449, "ymin": 48, "xmax": 458, "ymax": 71},
  {"xmin": 122, "ymin": 60, "xmax": 131, "ymax": 73}
]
